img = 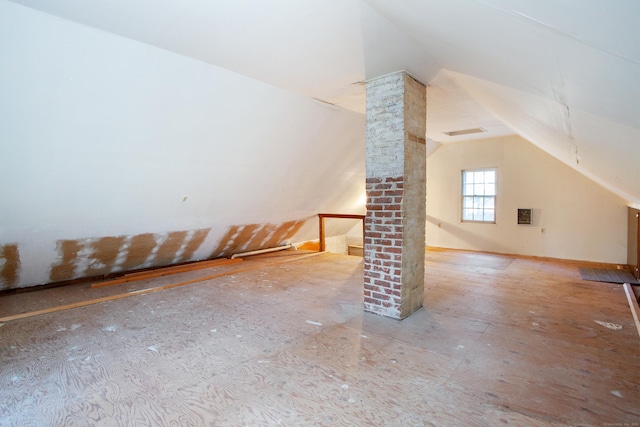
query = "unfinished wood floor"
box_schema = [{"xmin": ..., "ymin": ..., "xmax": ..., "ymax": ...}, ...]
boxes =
[{"xmin": 1, "ymin": 249, "xmax": 638, "ymax": 426}]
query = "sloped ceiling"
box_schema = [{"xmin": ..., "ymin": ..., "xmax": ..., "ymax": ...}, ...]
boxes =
[{"xmin": 8, "ymin": 0, "xmax": 639, "ymax": 206}]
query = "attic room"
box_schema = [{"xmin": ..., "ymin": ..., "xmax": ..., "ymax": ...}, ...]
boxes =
[{"xmin": 0, "ymin": 0, "xmax": 638, "ymax": 425}]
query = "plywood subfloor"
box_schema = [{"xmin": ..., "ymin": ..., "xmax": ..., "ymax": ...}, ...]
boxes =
[{"xmin": 0, "ymin": 249, "xmax": 638, "ymax": 426}]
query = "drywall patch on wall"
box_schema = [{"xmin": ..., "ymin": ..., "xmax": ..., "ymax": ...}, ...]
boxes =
[
  {"xmin": 49, "ymin": 229, "xmax": 211, "ymax": 283},
  {"xmin": 211, "ymin": 220, "xmax": 306, "ymax": 258},
  {"xmin": 50, "ymin": 240, "xmax": 82, "ymax": 283},
  {"xmin": 120, "ymin": 233, "xmax": 157, "ymax": 272},
  {"xmin": 0, "ymin": 244, "xmax": 21, "ymax": 290},
  {"xmin": 179, "ymin": 228, "xmax": 210, "ymax": 263},
  {"xmin": 156, "ymin": 231, "xmax": 188, "ymax": 265},
  {"xmin": 85, "ymin": 236, "xmax": 127, "ymax": 277},
  {"xmin": 213, "ymin": 224, "xmax": 261, "ymax": 257}
]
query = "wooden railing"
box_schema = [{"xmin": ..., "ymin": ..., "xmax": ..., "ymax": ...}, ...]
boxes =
[{"xmin": 318, "ymin": 213, "xmax": 366, "ymax": 252}]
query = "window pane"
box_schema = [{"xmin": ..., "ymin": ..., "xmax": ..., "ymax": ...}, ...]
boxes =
[
  {"xmin": 474, "ymin": 183, "xmax": 484, "ymax": 195},
  {"xmin": 473, "ymin": 209, "xmax": 483, "ymax": 221},
  {"xmin": 485, "ymin": 197, "xmax": 495, "ymax": 209},
  {"xmin": 463, "ymin": 209, "xmax": 473, "ymax": 220},
  {"xmin": 465, "ymin": 172, "xmax": 474, "ymax": 184},
  {"xmin": 464, "ymin": 184, "xmax": 474, "ymax": 195},
  {"xmin": 463, "ymin": 196, "xmax": 473, "ymax": 208},
  {"xmin": 484, "ymin": 210, "xmax": 495, "ymax": 222},
  {"xmin": 485, "ymin": 170, "xmax": 496, "ymax": 183},
  {"xmin": 485, "ymin": 183, "xmax": 496, "ymax": 196}
]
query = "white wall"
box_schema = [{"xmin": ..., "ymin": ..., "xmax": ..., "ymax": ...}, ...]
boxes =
[
  {"xmin": 426, "ymin": 135, "xmax": 628, "ymax": 264},
  {"xmin": 1, "ymin": 2, "xmax": 628, "ymax": 289},
  {"xmin": 0, "ymin": 2, "xmax": 365, "ymax": 288}
]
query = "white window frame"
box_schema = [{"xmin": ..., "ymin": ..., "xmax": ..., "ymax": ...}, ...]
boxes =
[{"xmin": 461, "ymin": 168, "xmax": 497, "ymax": 223}]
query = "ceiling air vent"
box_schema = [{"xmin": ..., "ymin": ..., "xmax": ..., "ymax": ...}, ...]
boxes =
[{"xmin": 443, "ymin": 128, "xmax": 486, "ymax": 137}]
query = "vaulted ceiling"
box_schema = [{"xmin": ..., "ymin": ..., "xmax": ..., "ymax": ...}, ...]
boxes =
[{"xmin": 9, "ymin": 0, "xmax": 639, "ymax": 207}]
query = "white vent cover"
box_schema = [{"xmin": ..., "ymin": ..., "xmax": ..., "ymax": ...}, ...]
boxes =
[{"xmin": 443, "ymin": 128, "xmax": 486, "ymax": 137}]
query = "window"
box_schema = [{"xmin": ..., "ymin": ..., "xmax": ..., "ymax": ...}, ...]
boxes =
[{"xmin": 462, "ymin": 168, "xmax": 496, "ymax": 223}]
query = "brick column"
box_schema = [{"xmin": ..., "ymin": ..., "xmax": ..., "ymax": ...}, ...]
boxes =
[{"xmin": 364, "ymin": 71, "xmax": 426, "ymax": 320}]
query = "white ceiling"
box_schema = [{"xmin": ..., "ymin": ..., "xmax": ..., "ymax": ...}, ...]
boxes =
[{"xmin": 8, "ymin": 0, "xmax": 640, "ymax": 206}]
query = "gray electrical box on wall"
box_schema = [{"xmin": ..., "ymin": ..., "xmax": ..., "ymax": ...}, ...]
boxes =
[{"xmin": 518, "ymin": 208, "xmax": 532, "ymax": 225}]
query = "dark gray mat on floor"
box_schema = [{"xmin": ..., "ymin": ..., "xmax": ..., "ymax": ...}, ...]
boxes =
[{"xmin": 579, "ymin": 267, "xmax": 640, "ymax": 284}]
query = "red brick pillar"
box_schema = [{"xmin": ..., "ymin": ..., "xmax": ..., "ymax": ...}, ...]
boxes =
[{"xmin": 364, "ymin": 72, "xmax": 426, "ymax": 319}]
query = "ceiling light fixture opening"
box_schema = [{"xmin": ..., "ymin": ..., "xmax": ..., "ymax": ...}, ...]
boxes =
[{"xmin": 443, "ymin": 128, "xmax": 487, "ymax": 137}]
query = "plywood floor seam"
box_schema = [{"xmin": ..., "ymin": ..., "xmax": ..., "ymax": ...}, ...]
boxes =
[{"xmin": 0, "ymin": 249, "xmax": 638, "ymax": 426}]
